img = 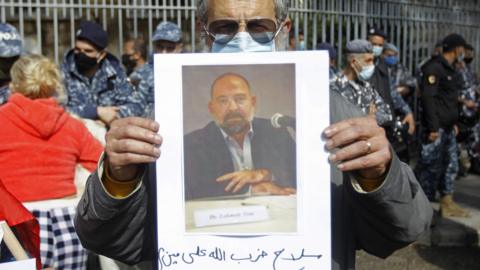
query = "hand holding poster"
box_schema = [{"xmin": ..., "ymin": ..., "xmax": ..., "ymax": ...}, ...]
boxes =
[{"xmin": 155, "ymin": 51, "xmax": 331, "ymax": 269}]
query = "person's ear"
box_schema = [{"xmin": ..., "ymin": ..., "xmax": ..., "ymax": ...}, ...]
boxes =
[
  {"xmin": 282, "ymin": 17, "xmax": 292, "ymax": 34},
  {"xmin": 251, "ymin": 96, "xmax": 257, "ymax": 107},
  {"xmin": 351, "ymin": 58, "xmax": 360, "ymax": 72},
  {"xmin": 208, "ymin": 100, "xmax": 214, "ymax": 114}
]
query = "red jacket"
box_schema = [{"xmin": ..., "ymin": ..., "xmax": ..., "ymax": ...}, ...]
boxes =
[{"xmin": 0, "ymin": 93, "xmax": 103, "ymax": 202}]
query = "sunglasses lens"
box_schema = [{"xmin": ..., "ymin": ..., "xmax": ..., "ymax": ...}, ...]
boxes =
[
  {"xmin": 250, "ymin": 32, "xmax": 275, "ymax": 44},
  {"xmin": 208, "ymin": 19, "xmax": 278, "ymax": 44},
  {"xmin": 208, "ymin": 20, "xmax": 238, "ymax": 44},
  {"xmin": 247, "ymin": 19, "xmax": 277, "ymax": 44}
]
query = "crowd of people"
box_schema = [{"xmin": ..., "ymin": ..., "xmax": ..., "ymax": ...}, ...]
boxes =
[
  {"xmin": 326, "ymin": 28, "xmax": 478, "ymax": 218},
  {"xmin": 0, "ymin": 0, "xmax": 477, "ymax": 269}
]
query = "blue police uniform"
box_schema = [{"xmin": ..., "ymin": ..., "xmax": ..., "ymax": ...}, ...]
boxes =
[
  {"xmin": 129, "ymin": 61, "xmax": 154, "ymax": 117},
  {"xmin": 0, "ymin": 23, "xmax": 22, "ymax": 106},
  {"xmin": 0, "ymin": 86, "xmax": 9, "ymax": 105},
  {"xmin": 62, "ymin": 50, "xmax": 144, "ymax": 119},
  {"xmin": 330, "ymin": 73, "xmax": 393, "ymax": 126},
  {"xmin": 387, "ymin": 63, "xmax": 416, "ymax": 115}
]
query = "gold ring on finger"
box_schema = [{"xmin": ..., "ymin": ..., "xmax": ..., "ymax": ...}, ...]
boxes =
[{"xmin": 365, "ymin": 141, "xmax": 372, "ymax": 154}]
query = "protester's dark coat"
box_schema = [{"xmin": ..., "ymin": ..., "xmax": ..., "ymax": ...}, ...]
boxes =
[{"xmin": 75, "ymin": 90, "xmax": 433, "ymax": 270}]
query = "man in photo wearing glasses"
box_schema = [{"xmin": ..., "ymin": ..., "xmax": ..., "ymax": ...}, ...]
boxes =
[{"xmin": 75, "ymin": 1, "xmax": 432, "ymax": 269}]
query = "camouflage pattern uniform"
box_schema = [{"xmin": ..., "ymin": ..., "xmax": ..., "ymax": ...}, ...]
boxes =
[
  {"xmin": 124, "ymin": 21, "xmax": 183, "ymax": 117},
  {"xmin": 458, "ymin": 64, "xmax": 479, "ymax": 120},
  {"xmin": 387, "ymin": 63, "xmax": 416, "ymax": 114},
  {"xmin": 129, "ymin": 61, "xmax": 154, "ymax": 117},
  {"xmin": 330, "ymin": 73, "xmax": 393, "ymax": 126},
  {"xmin": 417, "ymin": 128, "xmax": 458, "ymax": 199},
  {"xmin": 152, "ymin": 21, "xmax": 183, "ymax": 43},
  {"xmin": 460, "ymin": 64, "xmax": 480, "ymax": 160},
  {"xmin": 0, "ymin": 23, "xmax": 22, "ymax": 106},
  {"xmin": 0, "ymin": 86, "xmax": 9, "ymax": 105},
  {"xmin": 62, "ymin": 50, "xmax": 144, "ymax": 119},
  {"xmin": 415, "ymin": 55, "xmax": 462, "ymax": 200}
]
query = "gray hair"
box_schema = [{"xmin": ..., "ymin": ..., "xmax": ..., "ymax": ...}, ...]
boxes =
[{"xmin": 197, "ymin": 0, "xmax": 289, "ymax": 25}]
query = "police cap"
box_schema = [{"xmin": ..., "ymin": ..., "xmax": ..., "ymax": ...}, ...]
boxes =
[
  {"xmin": 345, "ymin": 40, "xmax": 373, "ymax": 54},
  {"xmin": 0, "ymin": 23, "xmax": 22, "ymax": 57},
  {"xmin": 76, "ymin": 20, "xmax": 108, "ymax": 50},
  {"xmin": 442, "ymin": 33, "xmax": 467, "ymax": 52},
  {"xmin": 152, "ymin": 21, "xmax": 182, "ymax": 43}
]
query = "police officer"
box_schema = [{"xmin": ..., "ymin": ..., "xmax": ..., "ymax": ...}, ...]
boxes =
[
  {"xmin": 457, "ymin": 44, "xmax": 480, "ymax": 173},
  {"xmin": 330, "ymin": 39, "xmax": 393, "ymax": 126},
  {"xmin": 458, "ymin": 44, "xmax": 479, "ymax": 122},
  {"xmin": 123, "ymin": 21, "xmax": 183, "ymax": 118},
  {"xmin": 382, "ymin": 43, "xmax": 417, "ymax": 162},
  {"xmin": 415, "ymin": 33, "xmax": 469, "ymax": 218},
  {"xmin": 121, "ymin": 37, "xmax": 147, "ymax": 77},
  {"xmin": 367, "ymin": 27, "xmax": 396, "ymax": 127},
  {"xmin": 0, "ymin": 23, "xmax": 22, "ymax": 105},
  {"xmin": 61, "ymin": 20, "xmax": 143, "ymax": 126}
]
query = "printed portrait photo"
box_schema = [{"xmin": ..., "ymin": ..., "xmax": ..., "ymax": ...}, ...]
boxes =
[{"xmin": 182, "ymin": 64, "xmax": 297, "ymax": 234}]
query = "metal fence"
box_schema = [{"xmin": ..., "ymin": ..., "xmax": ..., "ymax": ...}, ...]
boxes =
[{"xmin": 1, "ymin": 0, "xmax": 479, "ymax": 72}]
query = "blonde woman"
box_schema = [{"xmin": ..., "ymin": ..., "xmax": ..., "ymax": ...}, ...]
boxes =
[
  {"xmin": 0, "ymin": 54, "xmax": 103, "ymax": 269},
  {"xmin": 0, "ymin": 54, "xmax": 103, "ymax": 202}
]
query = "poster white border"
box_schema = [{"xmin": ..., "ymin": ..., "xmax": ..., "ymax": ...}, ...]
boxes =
[{"xmin": 155, "ymin": 51, "xmax": 331, "ymax": 270}]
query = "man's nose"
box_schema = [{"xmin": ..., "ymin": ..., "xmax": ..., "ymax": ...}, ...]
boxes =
[
  {"xmin": 227, "ymin": 99, "xmax": 239, "ymax": 110},
  {"xmin": 238, "ymin": 20, "xmax": 247, "ymax": 32}
]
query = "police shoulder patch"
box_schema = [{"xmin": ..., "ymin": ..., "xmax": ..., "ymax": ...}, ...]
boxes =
[{"xmin": 428, "ymin": 75, "xmax": 436, "ymax": 85}]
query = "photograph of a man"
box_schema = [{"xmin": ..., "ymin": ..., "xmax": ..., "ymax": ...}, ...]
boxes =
[{"xmin": 184, "ymin": 71, "xmax": 296, "ymax": 200}]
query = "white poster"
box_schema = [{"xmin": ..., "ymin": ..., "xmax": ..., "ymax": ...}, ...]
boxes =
[
  {"xmin": 155, "ymin": 52, "xmax": 331, "ymax": 270},
  {"xmin": 0, "ymin": 259, "xmax": 36, "ymax": 270}
]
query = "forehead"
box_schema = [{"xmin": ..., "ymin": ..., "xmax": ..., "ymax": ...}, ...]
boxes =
[
  {"xmin": 75, "ymin": 39, "xmax": 98, "ymax": 51},
  {"xmin": 124, "ymin": 40, "xmax": 134, "ymax": 48},
  {"xmin": 368, "ymin": 35, "xmax": 385, "ymax": 44},
  {"xmin": 212, "ymin": 75, "xmax": 250, "ymax": 96},
  {"xmin": 207, "ymin": 0, "xmax": 276, "ymax": 21}
]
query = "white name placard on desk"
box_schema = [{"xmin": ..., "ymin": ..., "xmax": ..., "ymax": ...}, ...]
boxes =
[
  {"xmin": 155, "ymin": 52, "xmax": 331, "ymax": 270},
  {"xmin": 194, "ymin": 205, "xmax": 270, "ymax": 228}
]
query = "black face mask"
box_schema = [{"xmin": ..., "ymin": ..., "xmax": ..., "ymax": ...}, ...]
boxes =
[
  {"xmin": 74, "ymin": 52, "xmax": 98, "ymax": 74},
  {"xmin": 0, "ymin": 56, "xmax": 19, "ymax": 81},
  {"xmin": 121, "ymin": 54, "xmax": 136, "ymax": 75},
  {"xmin": 464, "ymin": 57, "xmax": 474, "ymax": 65}
]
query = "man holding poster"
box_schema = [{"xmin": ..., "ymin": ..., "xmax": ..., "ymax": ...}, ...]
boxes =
[{"xmin": 75, "ymin": 0, "xmax": 433, "ymax": 269}]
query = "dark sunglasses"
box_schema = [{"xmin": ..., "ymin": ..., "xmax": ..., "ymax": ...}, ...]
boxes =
[
  {"xmin": 154, "ymin": 41, "xmax": 177, "ymax": 53},
  {"xmin": 204, "ymin": 18, "xmax": 284, "ymax": 45}
]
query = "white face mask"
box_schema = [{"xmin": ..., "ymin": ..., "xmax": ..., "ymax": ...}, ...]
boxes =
[
  {"xmin": 372, "ymin": 45, "xmax": 383, "ymax": 57},
  {"xmin": 358, "ymin": 64, "xmax": 376, "ymax": 81},
  {"xmin": 211, "ymin": 32, "xmax": 276, "ymax": 53},
  {"xmin": 299, "ymin": 40, "xmax": 306, "ymax": 50}
]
